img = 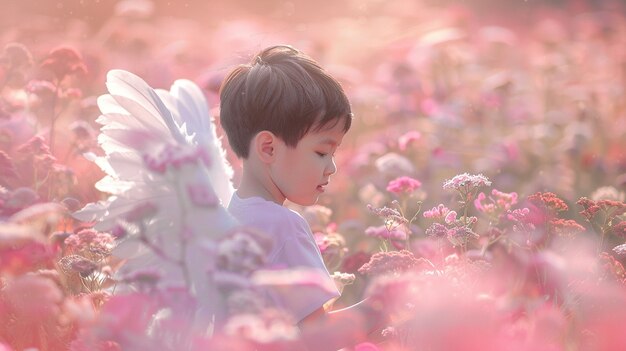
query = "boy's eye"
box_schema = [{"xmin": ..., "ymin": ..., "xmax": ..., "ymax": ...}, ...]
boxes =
[{"xmin": 316, "ymin": 152, "xmax": 327, "ymax": 157}]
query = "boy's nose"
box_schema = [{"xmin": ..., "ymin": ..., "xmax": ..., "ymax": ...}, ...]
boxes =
[{"xmin": 324, "ymin": 158, "xmax": 337, "ymax": 176}]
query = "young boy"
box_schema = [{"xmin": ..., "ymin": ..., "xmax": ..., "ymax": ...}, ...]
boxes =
[{"xmin": 219, "ymin": 45, "xmax": 383, "ymax": 349}]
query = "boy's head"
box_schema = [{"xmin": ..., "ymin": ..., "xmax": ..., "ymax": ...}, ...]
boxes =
[{"xmin": 219, "ymin": 45, "xmax": 352, "ymax": 159}]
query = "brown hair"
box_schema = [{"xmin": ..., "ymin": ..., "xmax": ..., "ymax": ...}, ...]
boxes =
[{"xmin": 219, "ymin": 45, "xmax": 352, "ymax": 158}]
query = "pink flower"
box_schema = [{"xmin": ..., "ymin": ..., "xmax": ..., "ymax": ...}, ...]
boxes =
[
  {"xmin": 40, "ymin": 47, "xmax": 87, "ymax": 80},
  {"xmin": 64, "ymin": 229, "xmax": 115, "ymax": 257},
  {"xmin": 398, "ymin": 131, "xmax": 421, "ymax": 151},
  {"xmin": 444, "ymin": 210, "xmax": 457, "ymax": 224},
  {"xmin": 423, "ymin": 204, "xmax": 451, "ymax": 220},
  {"xmin": 474, "ymin": 189, "xmax": 518, "ymax": 215},
  {"xmin": 386, "ymin": 176, "xmax": 422, "ymax": 194}
]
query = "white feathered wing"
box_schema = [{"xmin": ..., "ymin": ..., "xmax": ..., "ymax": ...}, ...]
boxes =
[{"xmin": 73, "ymin": 69, "xmax": 237, "ymax": 331}]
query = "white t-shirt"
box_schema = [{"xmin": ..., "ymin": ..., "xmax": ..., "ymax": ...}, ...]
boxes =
[{"xmin": 228, "ymin": 192, "xmax": 340, "ymax": 323}]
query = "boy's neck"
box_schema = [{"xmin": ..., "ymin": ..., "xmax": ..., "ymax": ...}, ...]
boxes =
[{"xmin": 237, "ymin": 162, "xmax": 286, "ymax": 205}]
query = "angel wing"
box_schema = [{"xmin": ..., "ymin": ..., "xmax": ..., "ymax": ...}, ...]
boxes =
[{"xmin": 73, "ymin": 69, "xmax": 238, "ymax": 330}]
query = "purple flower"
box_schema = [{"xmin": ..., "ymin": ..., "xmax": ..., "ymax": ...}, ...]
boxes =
[{"xmin": 425, "ymin": 222, "xmax": 448, "ymax": 238}]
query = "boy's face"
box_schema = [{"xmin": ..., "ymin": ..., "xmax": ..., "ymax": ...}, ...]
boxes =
[{"xmin": 269, "ymin": 119, "xmax": 346, "ymax": 206}]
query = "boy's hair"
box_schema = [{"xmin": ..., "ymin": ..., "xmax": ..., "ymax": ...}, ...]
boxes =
[{"xmin": 219, "ymin": 45, "xmax": 352, "ymax": 159}]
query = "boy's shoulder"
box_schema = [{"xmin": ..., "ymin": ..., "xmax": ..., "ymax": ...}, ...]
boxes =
[{"xmin": 228, "ymin": 193, "xmax": 309, "ymax": 234}]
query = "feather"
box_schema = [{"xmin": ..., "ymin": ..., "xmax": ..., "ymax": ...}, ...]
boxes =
[{"xmin": 74, "ymin": 69, "xmax": 239, "ymax": 332}]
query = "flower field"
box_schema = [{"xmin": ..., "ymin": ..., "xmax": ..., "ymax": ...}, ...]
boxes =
[{"xmin": 1, "ymin": 0, "xmax": 625, "ymax": 350}]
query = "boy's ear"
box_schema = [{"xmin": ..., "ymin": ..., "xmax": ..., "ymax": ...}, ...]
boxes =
[{"xmin": 253, "ymin": 131, "xmax": 277, "ymax": 163}]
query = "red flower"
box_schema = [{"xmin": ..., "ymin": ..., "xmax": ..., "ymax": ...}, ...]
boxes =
[
  {"xmin": 40, "ymin": 47, "xmax": 87, "ymax": 81},
  {"xmin": 528, "ymin": 192, "xmax": 568, "ymax": 214},
  {"xmin": 577, "ymin": 197, "xmax": 601, "ymax": 221},
  {"xmin": 548, "ymin": 218, "xmax": 585, "ymax": 237}
]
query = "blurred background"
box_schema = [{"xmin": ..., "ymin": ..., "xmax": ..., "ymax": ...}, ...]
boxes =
[{"xmin": 1, "ymin": 0, "xmax": 625, "ymax": 223}]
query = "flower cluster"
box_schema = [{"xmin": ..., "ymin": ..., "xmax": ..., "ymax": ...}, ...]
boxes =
[
  {"xmin": 547, "ymin": 218, "xmax": 585, "ymax": 238},
  {"xmin": 425, "ymin": 222, "xmax": 478, "ymax": 246},
  {"xmin": 422, "ymin": 204, "xmax": 451, "ymax": 220},
  {"xmin": 442, "ymin": 173, "xmax": 492, "ymax": 191},
  {"xmin": 64, "ymin": 229, "xmax": 115, "ymax": 258},
  {"xmin": 40, "ymin": 47, "xmax": 88, "ymax": 81},
  {"xmin": 366, "ymin": 204, "xmax": 408, "ymax": 227},
  {"xmin": 358, "ymin": 250, "xmax": 424, "ymax": 276},
  {"xmin": 474, "ymin": 189, "xmax": 518, "ymax": 216},
  {"xmin": 528, "ymin": 192, "xmax": 569, "ymax": 214},
  {"xmin": 386, "ymin": 176, "xmax": 422, "ymax": 194}
]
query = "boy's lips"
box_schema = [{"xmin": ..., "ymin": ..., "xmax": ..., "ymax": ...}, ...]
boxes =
[{"xmin": 317, "ymin": 182, "xmax": 329, "ymax": 192}]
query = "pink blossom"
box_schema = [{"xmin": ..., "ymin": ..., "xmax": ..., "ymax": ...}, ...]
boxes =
[
  {"xmin": 423, "ymin": 204, "xmax": 451, "ymax": 220},
  {"xmin": 40, "ymin": 47, "xmax": 87, "ymax": 80},
  {"xmin": 475, "ymin": 189, "xmax": 518, "ymax": 215},
  {"xmin": 444, "ymin": 210, "xmax": 457, "ymax": 224},
  {"xmin": 64, "ymin": 229, "xmax": 115, "ymax": 257},
  {"xmin": 398, "ymin": 131, "xmax": 421, "ymax": 151},
  {"xmin": 474, "ymin": 192, "xmax": 495, "ymax": 213},
  {"xmin": 386, "ymin": 176, "xmax": 422, "ymax": 194}
]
